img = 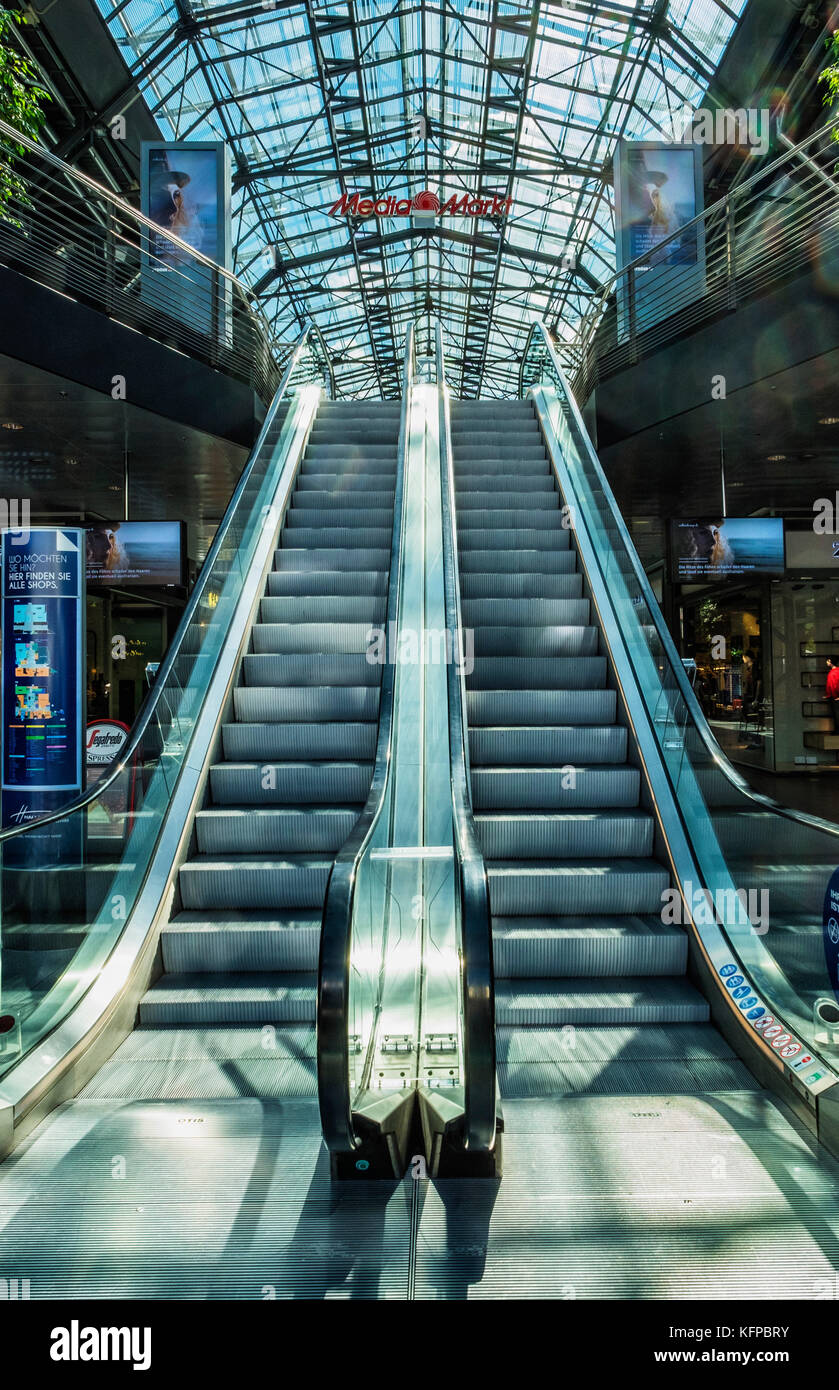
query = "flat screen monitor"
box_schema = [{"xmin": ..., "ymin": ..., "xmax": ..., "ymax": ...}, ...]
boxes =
[
  {"xmin": 86, "ymin": 521, "xmax": 185, "ymax": 588},
  {"xmin": 669, "ymin": 517, "xmax": 784, "ymax": 583}
]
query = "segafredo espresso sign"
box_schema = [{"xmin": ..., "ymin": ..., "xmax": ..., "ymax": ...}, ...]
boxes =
[
  {"xmin": 86, "ymin": 719, "xmax": 129, "ymax": 767},
  {"xmin": 329, "ymin": 189, "xmax": 513, "ymax": 219}
]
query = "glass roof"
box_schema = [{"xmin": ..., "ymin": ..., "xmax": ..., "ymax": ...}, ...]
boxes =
[{"xmin": 94, "ymin": 0, "xmax": 749, "ymax": 397}]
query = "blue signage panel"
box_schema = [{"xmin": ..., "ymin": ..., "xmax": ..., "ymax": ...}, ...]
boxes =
[{"xmin": 1, "ymin": 529, "xmax": 85, "ymax": 830}]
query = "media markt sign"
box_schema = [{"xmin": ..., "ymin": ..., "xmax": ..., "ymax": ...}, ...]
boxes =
[{"xmin": 328, "ymin": 189, "xmax": 513, "ymax": 219}]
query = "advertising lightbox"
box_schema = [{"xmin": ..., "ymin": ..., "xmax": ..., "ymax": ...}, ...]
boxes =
[
  {"xmin": 613, "ymin": 140, "xmax": 706, "ymax": 340},
  {"xmin": 140, "ymin": 141, "xmax": 232, "ymax": 338}
]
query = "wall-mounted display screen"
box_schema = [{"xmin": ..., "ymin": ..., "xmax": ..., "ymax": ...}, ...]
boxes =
[
  {"xmin": 669, "ymin": 518, "xmax": 785, "ymax": 583},
  {"xmin": 785, "ymin": 530, "xmax": 839, "ymax": 570},
  {"xmin": 140, "ymin": 140, "xmax": 232, "ymax": 339},
  {"xmin": 86, "ymin": 522, "xmax": 184, "ymax": 588}
]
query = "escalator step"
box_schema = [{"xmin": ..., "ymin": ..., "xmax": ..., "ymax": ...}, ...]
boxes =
[
  {"xmin": 495, "ymin": 977, "xmax": 709, "ymax": 1026},
  {"xmin": 470, "ymin": 725, "xmax": 626, "ymax": 765},
  {"xmin": 242, "ymin": 653, "xmax": 381, "ymax": 686},
  {"xmin": 138, "ymin": 973, "xmax": 317, "ymax": 1025},
  {"xmin": 486, "ymin": 858, "xmax": 669, "ymax": 915},
  {"xmin": 472, "ymin": 764, "xmax": 639, "ymax": 808},
  {"xmin": 221, "ymin": 722, "xmax": 376, "ymax": 761},
  {"xmin": 467, "ymin": 689, "xmax": 616, "ymax": 726},
  {"xmin": 195, "ymin": 806, "xmax": 360, "ymax": 855},
  {"xmin": 233, "ymin": 685, "xmax": 379, "ymax": 722},
  {"xmin": 477, "ymin": 809, "xmax": 652, "ymax": 858},
  {"xmin": 492, "ymin": 916, "xmax": 686, "ymax": 976},
  {"xmin": 250, "ymin": 621, "xmax": 378, "ymax": 655},
  {"xmin": 178, "ymin": 855, "xmax": 333, "ymax": 910},
  {"xmin": 260, "ymin": 595, "xmax": 387, "ymax": 623},
  {"xmin": 162, "ymin": 913, "xmax": 322, "ymax": 972},
  {"xmin": 209, "ymin": 761, "xmax": 374, "ymax": 805},
  {"xmin": 265, "ymin": 569, "xmax": 388, "ymax": 597},
  {"xmin": 466, "ymin": 656, "xmax": 607, "ymax": 690}
]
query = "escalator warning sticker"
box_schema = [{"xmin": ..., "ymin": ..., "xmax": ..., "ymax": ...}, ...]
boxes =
[{"xmin": 719, "ymin": 963, "xmax": 738, "ymax": 978}]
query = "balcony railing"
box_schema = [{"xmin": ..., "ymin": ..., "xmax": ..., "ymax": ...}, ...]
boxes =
[
  {"xmin": 0, "ymin": 116, "xmax": 283, "ymax": 401},
  {"xmin": 564, "ymin": 118, "xmax": 839, "ymax": 402}
]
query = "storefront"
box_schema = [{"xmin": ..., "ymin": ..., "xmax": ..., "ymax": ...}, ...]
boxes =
[{"xmin": 671, "ymin": 520, "xmax": 839, "ymax": 774}]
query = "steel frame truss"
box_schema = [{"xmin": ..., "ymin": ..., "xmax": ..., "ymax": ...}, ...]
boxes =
[{"xmin": 89, "ymin": 0, "xmax": 748, "ymax": 396}]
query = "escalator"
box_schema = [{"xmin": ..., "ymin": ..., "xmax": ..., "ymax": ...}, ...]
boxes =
[
  {"xmin": 83, "ymin": 398, "xmax": 400, "ymax": 1100},
  {"xmin": 0, "ymin": 327, "xmax": 428, "ymax": 1295},
  {"xmin": 450, "ymin": 396, "xmax": 751, "ymax": 1097},
  {"xmin": 3, "ymin": 316, "xmax": 839, "ymax": 1298},
  {"xmin": 400, "ymin": 320, "xmax": 839, "ymax": 1295}
]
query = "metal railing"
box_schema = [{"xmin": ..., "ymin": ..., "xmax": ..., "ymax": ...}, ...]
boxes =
[
  {"xmin": 0, "ymin": 115, "xmax": 286, "ymax": 401},
  {"xmin": 564, "ymin": 118, "xmax": 839, "ymax": 401}
]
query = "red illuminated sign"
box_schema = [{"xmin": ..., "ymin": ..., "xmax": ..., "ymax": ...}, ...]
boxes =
[{"xmin": 328, "ymin": 190, "xmax": 513, "ymax": 219}]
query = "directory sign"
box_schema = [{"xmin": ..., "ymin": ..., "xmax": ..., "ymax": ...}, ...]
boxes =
[{"xmin": 1, "ymin": 529, "xmax": 85, "ymax": 830}]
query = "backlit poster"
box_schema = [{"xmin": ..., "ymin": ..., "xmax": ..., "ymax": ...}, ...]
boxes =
[
  {"xmin": 613, "ymin": 140, "xmax": 706, "ymax": 340},
  {"xmin": 140, "ymin": 141, "xmax": 232, "ymax": 338}
]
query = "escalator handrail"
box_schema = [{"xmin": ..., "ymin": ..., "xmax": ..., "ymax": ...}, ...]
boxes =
[
  {"xmin": 435, "ymin": 322, "xmax": 497, "ymax": 1152},
  {"xmin": 0, "ymin": 321, "xmax": 328, "ymax": 844},
  {"xmin": 317, "ymin": 325, "xmax": 415, "ymax": 1153},
  {"xmin": 521, "ymin": 318, "xmax": 839, "ymax": 843}
]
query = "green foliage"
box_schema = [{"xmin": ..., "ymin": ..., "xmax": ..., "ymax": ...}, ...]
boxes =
[
  {"xmin": 0, "ymin": 7, "xmax": 51, "ymax": 223},
  {"xmin": 820, "ymin": 31, "xmax": 839, "ymax": 132}
]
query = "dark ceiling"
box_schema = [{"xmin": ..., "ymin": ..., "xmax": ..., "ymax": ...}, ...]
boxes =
[{"xmin": 0, "ymin": 354, "xmax": 247, "ymax": 563}]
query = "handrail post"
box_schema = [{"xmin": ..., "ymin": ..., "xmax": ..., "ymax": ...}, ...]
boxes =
[
  {"xmin": 726, "ymin": 197, "xmax": 738, "ymax": 310},
  {"xmin": 627, "ymin": 265, "xmax": 638, "ymax": 364}
]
